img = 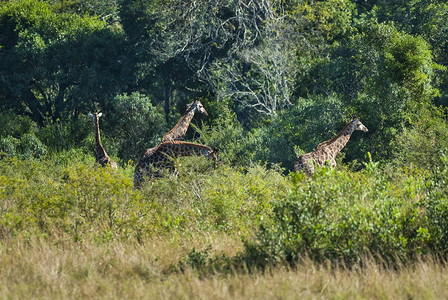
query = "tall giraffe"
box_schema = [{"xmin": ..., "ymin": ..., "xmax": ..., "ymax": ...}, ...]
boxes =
[
  {"xmin": 133, "ymin": 141, "xmax": 218, "ymax": 188},
  {"xmin": 162, "ymin": 98, "xmax": 208, "ymax": 142},
  {"xmin": 294, "ymin": 116, "xmax": 368, "ymax": 176},
  {"xmin": 88, "ymin": 112, "xmax": 118, "ymax": 169},
  {"xmin": 139, "ymin": 98, "xmax": 208, "ymax": 164}
]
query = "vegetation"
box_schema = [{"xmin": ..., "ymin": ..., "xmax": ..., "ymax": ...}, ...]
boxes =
[{"xmin": 1, "ymin": 0, "xmax": 448, "ymax": 298}]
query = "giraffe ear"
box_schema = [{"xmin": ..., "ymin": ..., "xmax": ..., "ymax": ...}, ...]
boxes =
[
  {"xmin": 98, "ymin": 112, "xmax": 103, "ymax": 117},
  {"xmin": 352, "ymin": 115, "xmax": 358, "ymax": 121}
]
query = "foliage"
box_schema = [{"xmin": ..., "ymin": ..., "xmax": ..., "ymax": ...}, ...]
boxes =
[
  {"xmin": 241, "ymin": 160, "xmax": 448, "ymax": 267},
  {"xmin": 0, "ymin": 156, "xmax": 284, "ymax": 242},
  {"xmin": 36, "ymin": 118, "xmax": 92, "ymax": 153},
  {"xmin": 242, "ymin": 166, "xmax": 430, "ymax": 264},
  {"xmin": 102, "ymin": 92, "xmax": 167, "ymax": 162},
  {"xmin": 424, "ymin": 153, "xmax": 448, "ymax": 255},
  {"xmin": 197, "ymin": 107, "xmax": 258, "ymax": 167},
  {"xmin": 391, "ymin": 106, "xmax": 448, "ymax": 168},
  {"xmin": 48, "ymin": 0, "xmax": 119, "ymax": 22},
  {"xmin": 0, "ymin": 0, "xmax": 130, "ymax": 125},
  {"xmin": 0, "ymin": 110, "xmax": 37, "ymax": 138},
  {"xmin": 1, "ymin": 0, "xmax": 448, "ymax": 296},
  {"xmin": 0, "ymin": 133, "xmax": 47, "ymax": 159}
]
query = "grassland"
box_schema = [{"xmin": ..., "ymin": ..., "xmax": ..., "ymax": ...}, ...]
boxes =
[
  {"xmin": 1, "ymin": 153, "xmax": 447, "ymax": 299},
  {"xmin": 2, "ymin": 236, "xmax": 448, "ymax": 299}
]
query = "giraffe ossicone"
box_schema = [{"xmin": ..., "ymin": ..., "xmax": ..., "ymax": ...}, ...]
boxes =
[
  {"xmin": 294, "ymin": 116, "xmax": 368, "ymax": 177},
  {"xmin": 88, "ymin": 112, "xmax": 118, "ymax": 170}
]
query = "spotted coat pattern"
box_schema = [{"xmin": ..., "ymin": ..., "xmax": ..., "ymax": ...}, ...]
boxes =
[
  {"xmin": 88, "ymin": 112, "xmax": 117, "ymax": 169},
  {"xmin": 134, "ymin": 141, "xmax": 218, "ymax": 188},
  {"xmin": 294, "ymin": 116, "xmax": 368, "ymax": 177}
]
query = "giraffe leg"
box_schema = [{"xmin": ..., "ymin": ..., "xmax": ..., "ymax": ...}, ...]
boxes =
[{"xmin": 133, "ymin": 168, "xmax": 143, "ymax": 189}]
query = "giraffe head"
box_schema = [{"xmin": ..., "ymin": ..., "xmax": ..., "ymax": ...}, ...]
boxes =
[
  {"xmin": 351, "ymin": 116, "xmax": 369, "ymax": 132},
  {"xmin": 210, "ymin": 148, "xmax": 220, "ymax": 160},
  {"xmin": 88, "ymin": 112, "xmax": 102, "ymax": 124},
  {"xmin": 187, "ymin": 98, "xmax": 208, "ymax": 116}
]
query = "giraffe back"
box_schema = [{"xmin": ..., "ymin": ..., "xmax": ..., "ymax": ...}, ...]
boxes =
[{"xmin": 134, "ymin": 141, "xmax": 216, "ymax": 188}]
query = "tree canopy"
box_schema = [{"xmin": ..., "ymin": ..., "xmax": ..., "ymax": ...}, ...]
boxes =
[{"xmin": 0, "ymin": 0, "xmax": 447, "ymax": 169}]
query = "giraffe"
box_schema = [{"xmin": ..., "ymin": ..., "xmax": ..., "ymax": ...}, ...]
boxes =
[
  {"xmin": 88, "ymin": 112, "xmax": 118, "ymax": 169},
  {"xmin": 138, "ymin": 98, "xmax": 208, "ymax": 167},
  {"xmin": 133, "ymin": 141, "xmax": 218, "ymax": 189},
  {"xmin": 162, "ymin": 98, "xmax": 208, "ymax": 142},
  {"xmin": 294, "ymin": 116, "xmax": 368, "ymax": 176}
]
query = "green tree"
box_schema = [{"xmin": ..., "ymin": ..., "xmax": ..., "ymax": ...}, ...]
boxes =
[
  {"xmin": 102, "ymin": 92, "xmax": 167, "ymax": 162},
  {"xmin": 0, "ymin": 0, "xmax": 130, "ymax": 126},
  {"xmin": 297, "ymin": 20, "xmax": 443, "ymax": 162},
  {"xmin": 354, "ymin": 0, "xmax": 448, "ymax": 107}
]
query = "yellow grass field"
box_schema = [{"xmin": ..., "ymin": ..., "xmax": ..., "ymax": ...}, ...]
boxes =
[{"xmin": 1, "ymin": 234, "xmax": 448, "ymax": 299}]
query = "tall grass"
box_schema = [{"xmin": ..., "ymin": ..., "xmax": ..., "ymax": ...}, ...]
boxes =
[
  {"xmin": 1, "ymin": 153, "xmax": 448, "ymax": 298},
  {"xmin": 1, "ymin": 237, "xmax": 448, "ymax": 299}
]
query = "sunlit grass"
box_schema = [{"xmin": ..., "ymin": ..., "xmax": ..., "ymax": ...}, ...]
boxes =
[
  {"xmin": 0, "ymin": 155, "xmax": 447, "ymax": 298},
  {"xmin": 1, "ymin": 236, "xmax": 448, "ymax": 299}
]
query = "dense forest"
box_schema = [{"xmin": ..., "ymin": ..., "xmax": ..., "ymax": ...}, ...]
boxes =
[
  {"xmin": 1, "ymin": 0, "xmax": 448, "ymax": 298},
  {"xmin": 1, "ymin": 0, "xmax": 447, "ymax": 169}
]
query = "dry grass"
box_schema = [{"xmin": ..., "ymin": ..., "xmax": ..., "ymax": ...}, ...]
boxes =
[{"xmin": 1, "ymin": 234, "xmax": 448, "ymax": 299}]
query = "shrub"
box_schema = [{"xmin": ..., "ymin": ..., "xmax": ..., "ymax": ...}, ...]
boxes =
[
  {"xmin": 243, "ymin": 164, "xmax": 431, "ymax": 267},
  {"xmin": 391, "ymin": 107, "xmax": 448, "ymax": 169},
  {"xmin": 198, "ymin": 108, "xmax": 258, "ymax": 167},
  {"xmin": 37, "ymin": 119, "xmax": 91, "ymax": 153},
  {"xmin": 16, "ymin": 133, "xmax": 47, "ymax": 159},
  {"xmin": 0, "ymin": 136, "xmax": 19, "ymax": 157},
  {"xmin": 424, "ymin": 154, "xmax": 448, "ymax": 255},
  {"xmin": 0, "ymin": 110, "xmax": 37, "ymax": 138},
  {"xmin": 0, "ymin": 133, "xmax": 47, "ymax": 159},
  {"xmin": 103, "ymin": 92, "xmax": 167, "ymax": 162}
]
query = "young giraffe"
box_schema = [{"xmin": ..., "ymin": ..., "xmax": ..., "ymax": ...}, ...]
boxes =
[
  {"xmin": 133, "ymin": 141, "xmax": 218, "ymax": 189},
  {"xmin": 141, "ymin": 98, "xmax": 208, "ymax": 157},
  {"xmin": 294, "ymin": 116, "xmax": 368, "ymax": 176},
  {"xmin": 88, "ymin": 112, "xmax": 118, "ymax": 169}
]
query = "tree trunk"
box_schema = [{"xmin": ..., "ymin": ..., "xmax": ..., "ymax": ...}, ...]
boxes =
[{"xmin": 164, "ymin": 83, "xmax": 171, "ymax": 118}]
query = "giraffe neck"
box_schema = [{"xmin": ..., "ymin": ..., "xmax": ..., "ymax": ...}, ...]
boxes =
[
  {"xmin": 94, "ymin": 117, "xmax": 108, "ymax": 160},
  {"xmin": 162, "ymin": 108, "xmax": 196, "ymax": 142},
  {"xmin": 319, "ymin": 124, "xmax": 355, "ymax": 158}
]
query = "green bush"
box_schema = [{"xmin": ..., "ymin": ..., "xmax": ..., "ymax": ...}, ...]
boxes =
[
  {"xmin": 0, "ymin": 133, "xmax": 47, "ymax": 159},
  {"xmin": 243, "ymin": 163, "xmax": 433, "ymax": 267},
  {"xmin": 137, "ymin": 160, "xmax": 287, "ymax": 235},
  {"xmin": 391, "ymin": 107, "xmax": 448, "ymax": 169},
  {"xmin": 198, "ymin": 107, "xmax": 258, "ymax": 167},
  {"xmin": 16, "ymin": 133, "xmax": 47, "ymax": 159},
  {"xmin": 37, "ymin": 119, "xmax": 91, "ymax": 153},
  {"xmin": 103, "ymin": 92, "xmax": 167, "ymax": 162},
  {"xmin": 0, "ymin": 136, "xmax": 19, "ymax": 157},
  {"xmin": 0, "ymin": 156, "xmax": 287, "ymax": 242},
  {"xmin": 0, "ymin": 157, "xmax": 148, "ymax": 242},
  {"xmin": 0, "ymin": 110, "xmax": 37, "ymax": 138},
  {"xmin": 424, "ymin": 154, "xmax": 448, "ymax": 255}
]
